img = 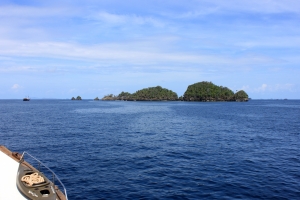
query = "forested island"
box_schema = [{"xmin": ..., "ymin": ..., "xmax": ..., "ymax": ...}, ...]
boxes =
[
  {"xmin": 102, "ymin": 86, "xmax": 178, "ymax": 101},
  {"xmin": 101, "ymin": 82, "xmax": 249, "ymax": 102},
  {"xmin": 183, "ymin": 82, "xmax": 248, "ymax": 101}
]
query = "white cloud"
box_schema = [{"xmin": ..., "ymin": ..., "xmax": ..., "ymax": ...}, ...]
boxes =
[
  {"xmin": 0, "ymin": 5, "xmax": 75, "ymax": 18},
  {"xmin": 204, "ymin": 0, "xmax": 300, "ymax": 14},
  {"xmin": 68, "ymin": 89, "xmax": 77, "ymax": 93},
  {"xmin": 236, "ymin": 36, "xmax": 300, "ymax": 49},
  {"xmin": 0, "ymin": 0, "xmax": 299, "ymax": 99},
  {"xmin": 92, "ymin": 12, "xmax": 126, "ymax": 24},
  {"xmin": 11, "ymin": 84, "xmax": 22, "ymax": 90},
  {"xmin": 161, "ymin": 0, "xmax": 300, "ymax": 20},
  {"xmin": 0, "ymin": 38, "xmax": 285, "ymax": 73},
  {"xmin": 254, "ymin": 83, "xmax": 295, "ymax": 92},
  {"xmin": 163, "ymin": 6, "xmax": 220, "ymax": 19},
  {"xmin": 273, "ymin": 84, "xmax": 295, "ymax": 92},
  {"xmin": 241, "ymin": 85, "xmax": 250, "ymax": 91},
  {"xmin": 256, "ymin": 84, "xmax": 268, "ymax": 92},
  {"xmin": 89, "ymin": 11, "xmax": 164, "ymax": 27},
  {"xmin": 0, "ymin": 65, "xmax": 40, "ymax": 73}
]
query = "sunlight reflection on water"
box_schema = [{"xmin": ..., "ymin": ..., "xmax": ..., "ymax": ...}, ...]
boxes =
[{"xmin": 73, "ymin": 103, "xmax": 171, "ymax": 114}]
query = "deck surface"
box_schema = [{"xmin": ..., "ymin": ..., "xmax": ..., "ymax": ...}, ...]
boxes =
[{"xmin": 0, "ymin": 150, "xmax": 27, "ymax": 199}]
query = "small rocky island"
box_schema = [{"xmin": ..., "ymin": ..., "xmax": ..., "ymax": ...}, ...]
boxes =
[
  {"xmin": 71, "ymin": 96, "xmax": 82, "ymax": 100},
  {"xmin": 101, "ymin": 81, "xmax": 249, "ymax": 102}
]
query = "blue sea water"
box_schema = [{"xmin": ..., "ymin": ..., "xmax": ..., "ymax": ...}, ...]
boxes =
[{"xmin": 0, "ymin": 100, "xmax": 299, "ymax": 199}]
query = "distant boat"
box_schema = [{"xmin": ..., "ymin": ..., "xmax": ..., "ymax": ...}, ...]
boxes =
[{"xmin": 23, "ymin": 97, "xmax": 30, "ymax": 101}]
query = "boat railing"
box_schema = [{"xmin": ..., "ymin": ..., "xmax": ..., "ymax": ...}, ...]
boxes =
[{"xmin": 20, "ymin": 151, "xmax": 68, "ymax": 200}]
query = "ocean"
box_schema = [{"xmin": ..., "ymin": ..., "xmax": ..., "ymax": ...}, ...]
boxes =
[{"xmin": 1, "ymin": 100, "xmax": 299, "ymax": 199}]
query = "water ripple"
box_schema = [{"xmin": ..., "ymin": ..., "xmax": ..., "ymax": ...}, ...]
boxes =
[{"xmin": 1, "ymin": 100, "xmax": 299, "ymax": 199}]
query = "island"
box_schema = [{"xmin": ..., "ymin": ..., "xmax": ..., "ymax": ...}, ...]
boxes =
[
  {"xmin": 101, "ymin": 81, "xmax": 249, "ymax": 102},
  {"xmin": 183, "ymin": 81, "xmax": 248, "ymax": 102},
  {"xmin": 71, "ymin": 96, "xmax": 82, "ymax": 100},
  {"xmin": 102, "ymin": 86, "xmax": 178, "ymax": 101}
]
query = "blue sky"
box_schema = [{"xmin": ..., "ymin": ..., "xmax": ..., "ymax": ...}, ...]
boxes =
[{"xmin": 1, "ymin": 0, "xmax": 299, "ymax": 99}]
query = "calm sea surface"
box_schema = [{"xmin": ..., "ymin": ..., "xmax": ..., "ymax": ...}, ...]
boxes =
[{"xmin": 1, "ymin": 100, "xmax": 299, "ymax": 199}]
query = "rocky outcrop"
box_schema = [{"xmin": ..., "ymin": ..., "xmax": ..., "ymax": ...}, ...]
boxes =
[
  {"xmin": 71, "ymin": 96, "xmax": 82, "ymax": 100},
  {"xmin": 101, "ymin": 94, "xmax": 117, "ymax": 101}
]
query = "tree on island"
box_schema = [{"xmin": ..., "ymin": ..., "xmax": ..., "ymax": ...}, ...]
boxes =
[
  {"xmin": 234, "ymin": 90, "xmax": 248, "ymax": 101},
  {"xmin": 131, "ymin": 86, "xmax": 178, "ymax": 101},
  {"xmin": 100, "ymin": 82, "xmax": 248, "ymax": 102},
  {"xmin": 183, "ymin": 81, "xmax": 248, "ymax": 101},
  {"xmin": 118, "ymin": 86, "xmax": 178, "ymax": 101},
  {"xmin": 118, "ymin": 92, "xmax": 132, "ymax": 100},
  {"xmin": 102, "ymin": 94, "xmax": 117, "ymax": 101},
  {"xmin": 102, "ymin": 86, "xmax": 178, "ymax": 101},
  {"xmin": 94, "ymin": 97, "xmax": 100, "ymax": 101}
]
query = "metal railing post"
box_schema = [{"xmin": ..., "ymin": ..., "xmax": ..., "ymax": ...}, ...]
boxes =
[{"xmin": 21, "ymin": 151, "xmax": 68, "ymax": 200}]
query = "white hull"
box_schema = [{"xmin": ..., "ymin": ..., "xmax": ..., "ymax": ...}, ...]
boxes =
[{"xmin": 0, "ymin": 146, "xmax": 67, "ymax": 200}]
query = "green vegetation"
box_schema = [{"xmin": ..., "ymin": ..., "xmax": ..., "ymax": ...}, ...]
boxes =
[
  {"xmin": 183, "ymin": 81, "xmax": 248, "ymax": 101},
  {"xmin": 94, "ymin": 97, "xmax": 100, "ymax": 101},
  {"xmin": 118, "ymin": 92, "xmax": 132, "ymax": 100},
  {"xmin": 102, "ymin": 94, "xmax": 117, "ymax": 101},
  {"xmin": 101, "ymin": 82, "xmax": 248, "ymax": 102},
  {"xmin": 102, "ymin": 86, "xmax": 178, "ymax": 101},
  {"xmin": 234, "ymin": 90, "xmax": 249, "ymax": 101},
  {"xmin": 130, "ymin": 86, "xmax": 178, "ymax": 101}
]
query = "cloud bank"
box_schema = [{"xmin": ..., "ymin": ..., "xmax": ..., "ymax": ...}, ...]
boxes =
[{"xmin": 0, "ymin": 0, "xmax": 299, "ymax": 98}]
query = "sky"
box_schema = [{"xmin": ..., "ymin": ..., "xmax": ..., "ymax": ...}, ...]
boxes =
[{"xmin": 0, "ymin": 0, "xmax": 299, "ymax": 99}]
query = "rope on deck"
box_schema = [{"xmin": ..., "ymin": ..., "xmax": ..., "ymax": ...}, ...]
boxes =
[{"xmin": 21, "ymin": 172, "xmax": 45, "ymax": 186}]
